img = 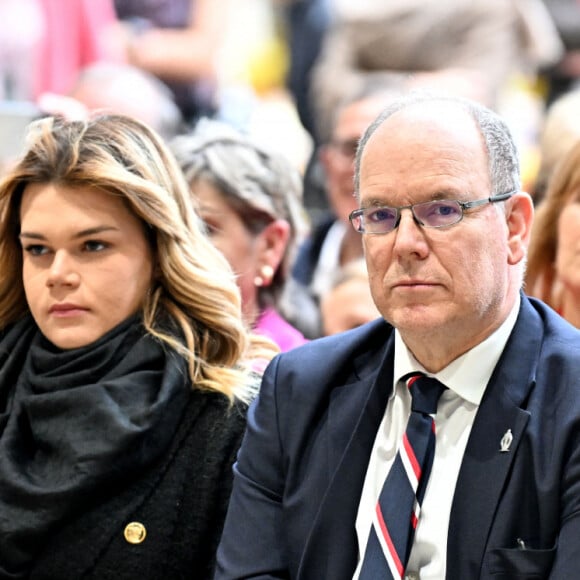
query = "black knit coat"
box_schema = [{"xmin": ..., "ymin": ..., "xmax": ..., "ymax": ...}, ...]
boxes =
[{"xmin": 27, "ymin": 389, "xmax": 247, "ymax": 580}]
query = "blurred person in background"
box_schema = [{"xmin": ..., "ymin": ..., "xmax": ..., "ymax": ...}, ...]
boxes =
[
  {"xmin": 526, "ymin": 139, "xmax": 580, "ymax": 327},
  {"xmin": 172, "ymin": 118, "xmax": 309, "ymax": 351},
  {"xmin": 274, "ymin": 0, "xmax": 332, "ymax": 146},
  {"xmin": 0, "ymin": 112, "xmax": 278, "ymax": 578},
  {"xmin": 531, "ymin": 87, "xmax": 580, "ymax": 204},
  {"xmin": 0, "ymin": 0, "xmax": 122, "ymax": 172},
  {"xmin": 290, "ymin": 84, "xmax": 399, "ymax": 337},
  {"xmin": 310, "ymin": 0, "xmax": 563, "ymax": 145},
  {"xmin": 0, "ymin": 0, "xmax": 44, "ymax": 101},
  {"xmin": 320, "ymin": 257, "xmax": 380, "ymax": 336},
  {"xmin": 65, "ymin": 62, "xmax": 184, "ymax": 141},
  {"xmin": 8, "ymin": 62, "xmax": 185, "ymax": 175},
  {"xmin": 112, "ymin": 0, "xmax": 229, "ymax": 124},
  {"xmin": 540, "ymin": 0, "xmax": 580, "ymax": 104},
  {"xmin": 0, "ymin": 0, "xmax": 120, "ymax": 102}
]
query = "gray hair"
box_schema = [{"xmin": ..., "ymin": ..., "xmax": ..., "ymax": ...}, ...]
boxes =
[
  {"xmin": 354, "ymin": 92, "xmax": 521, "ymax": 197},
  {"xmin": 171, "ymin": 119, "xmax": 308, "ymax": 307}
]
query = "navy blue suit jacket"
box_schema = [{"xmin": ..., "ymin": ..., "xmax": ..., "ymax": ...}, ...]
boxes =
[{"xmin": 216, "ymin": 295, "xmax": 580, "ymax": 579}]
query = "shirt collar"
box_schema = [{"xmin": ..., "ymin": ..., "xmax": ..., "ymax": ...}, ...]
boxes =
[{"xmin": 394, "ymin": 295, "xmax": 521, "ymax": 405}]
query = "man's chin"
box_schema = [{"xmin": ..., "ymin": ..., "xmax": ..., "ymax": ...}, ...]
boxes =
[{"xmin": 387, "ymin": 304, "xmax": 446, "ymax": 332}]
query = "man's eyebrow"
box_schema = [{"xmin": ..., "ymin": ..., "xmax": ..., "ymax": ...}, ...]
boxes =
[
  {"xmin": 361, "ymin": 190, "xmax": 465, "ymax": 206},
  {"xmin": 19, "ymin": 226, "xmax": 119, "ymax": 240}
]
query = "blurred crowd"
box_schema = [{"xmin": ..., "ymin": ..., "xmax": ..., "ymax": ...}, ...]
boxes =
[{"xmin": 2, "ymin": 0, "xmax": 580, "ymax": 338}]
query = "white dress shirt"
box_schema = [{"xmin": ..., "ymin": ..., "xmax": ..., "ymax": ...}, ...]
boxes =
[{"xmin": 353, "ymin": 297, "xmax": 520, "ymax": 579}]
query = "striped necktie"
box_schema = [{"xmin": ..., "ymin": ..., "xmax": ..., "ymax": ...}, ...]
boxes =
[{"xmin": 359, "ymin": 373, "xmax": 446, "ymax": 579}]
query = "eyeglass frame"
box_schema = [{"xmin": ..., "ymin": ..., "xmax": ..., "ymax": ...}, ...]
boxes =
[{"xmin": 348, "ymin": 190, "xmax": 517, "ymax": 235}]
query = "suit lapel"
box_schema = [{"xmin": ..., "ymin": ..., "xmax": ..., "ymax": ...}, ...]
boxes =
[
  {"xmin": 298, "ymin": 330, "xmax": 395, "ymax": 579},
  {"xmin": 447, "ymin": 297, "xmax": 543, "ymax": 578}
]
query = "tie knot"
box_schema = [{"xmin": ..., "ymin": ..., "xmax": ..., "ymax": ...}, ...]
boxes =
[{"xmin": 405, "ymin": 373, "xmax": 446, "ymax": 415}]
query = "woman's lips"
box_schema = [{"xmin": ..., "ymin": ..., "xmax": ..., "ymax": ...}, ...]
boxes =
[{"xmin": 48, "ymin": 303, "xmax": 88, "ymax": 317}]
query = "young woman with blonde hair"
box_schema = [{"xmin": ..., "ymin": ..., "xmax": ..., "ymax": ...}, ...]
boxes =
[{"xmin": 0, "ymin": 113, "xmax": 277, "ymax": 579}]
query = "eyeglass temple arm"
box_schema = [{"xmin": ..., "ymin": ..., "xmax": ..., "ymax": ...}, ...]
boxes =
[
  {"xmin": 490, "ymin": 190, "xmax": 518, "ymax": 202},
  {"xmin": 462, "ymin": 190, "xmax": 517, "ymax": 210}
]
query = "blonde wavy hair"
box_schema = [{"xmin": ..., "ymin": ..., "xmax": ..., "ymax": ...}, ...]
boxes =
[
  {"xmin": 526, "ymin": 140, "xmax": 580, "ymax": 309},
  {"xmin": 0, "ymin": 113, "xmax": 279, "ymax": 402}
]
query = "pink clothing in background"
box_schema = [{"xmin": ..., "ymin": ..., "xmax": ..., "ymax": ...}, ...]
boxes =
[
  {"xmin": 34, "ymin": 0, "xmax": 120, "ymax": 98},
  {"xmin": 255, "ymin": 307, "xmax": 308, "ymax": 352}
]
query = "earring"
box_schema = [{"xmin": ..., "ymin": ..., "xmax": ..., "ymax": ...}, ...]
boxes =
[{"xmin": 254, "ymin": 265, "xmax": 274, "ymax": 287}]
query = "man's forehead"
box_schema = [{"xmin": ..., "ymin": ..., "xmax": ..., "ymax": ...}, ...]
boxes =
[
  {"xmin": 359, "ymin": 106, "xmax": 490, "ymax": 191},
  {"xmin": 362, "ymin": 103, "xmax": 484, "ymax": 163},
  {"xmin": 377, "ymin": 101, "xmax": 476, "ymax": 135}
]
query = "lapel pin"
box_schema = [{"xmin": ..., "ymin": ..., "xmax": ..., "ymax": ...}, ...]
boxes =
[{"xmin": 500, "ymin": 429, "xmax": 513, "ymax": 453}]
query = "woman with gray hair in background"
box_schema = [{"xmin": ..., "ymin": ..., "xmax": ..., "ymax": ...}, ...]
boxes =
[{"xmin": 172, "ymin": 119, "xmax": 310, "ymax": 351}]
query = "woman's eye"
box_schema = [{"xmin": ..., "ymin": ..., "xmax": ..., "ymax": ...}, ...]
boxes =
[
  {"xmin": 23, "ymin": 244, "xmax": 49, "ymax": 256},
  {"xmin": 202, "ymin": 221, "xmax": 219, "ymax": 236},
  {"xmin": 84, "ymin": 240, "xmax": 107, "ymax": 252}
]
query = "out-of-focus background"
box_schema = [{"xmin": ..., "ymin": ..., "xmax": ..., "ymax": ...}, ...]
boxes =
[
  {"xmin": 3, "ymin": 0, "xmax": 580, "ymax": 339},
  {"xmin": 1, "ymin": 0, "xmax": 576, "ymax": 193}
]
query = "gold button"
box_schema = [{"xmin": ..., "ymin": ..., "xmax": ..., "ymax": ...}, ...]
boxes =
[{"xmin": 124, "ymin": 522, "xmax": 147, "ymax": 544}]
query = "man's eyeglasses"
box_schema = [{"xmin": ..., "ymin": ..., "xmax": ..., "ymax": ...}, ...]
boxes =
[{"xmin": 349, "ymin": 191, "xmax": 517, "ymax": 235}]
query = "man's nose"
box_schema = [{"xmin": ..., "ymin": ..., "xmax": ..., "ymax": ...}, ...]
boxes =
[{"xmin": 392, "ymin": 209, "xmax": 429, "ymax": 256}]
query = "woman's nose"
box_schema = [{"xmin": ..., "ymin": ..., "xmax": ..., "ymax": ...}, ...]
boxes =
[{"xmin": 46, "ymin": 250, "xmax": 80, "ymax": 287}]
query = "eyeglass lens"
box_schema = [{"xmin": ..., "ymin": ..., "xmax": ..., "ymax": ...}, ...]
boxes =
[{"xmin": 360, "ymin": 200, "xmax": 464, "ymax": 232}]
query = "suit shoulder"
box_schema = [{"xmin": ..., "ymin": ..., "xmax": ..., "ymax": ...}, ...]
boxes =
[
  {"xmin": 529, "ymin": 297, "xmax": 580, "ymax": 354},
  {"xmin": 266, "ymin": 318, "xmax": 392, "ymax": 385}
]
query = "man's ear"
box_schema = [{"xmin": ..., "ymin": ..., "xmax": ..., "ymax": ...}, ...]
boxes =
[{"xmin": 506, "ymin": 191, "xmax": 534, "ymax": 266}]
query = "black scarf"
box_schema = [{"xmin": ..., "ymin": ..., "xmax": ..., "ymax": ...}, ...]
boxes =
[{"xmin": 0, "ymin": 315, "xmax": 189, "ymax": 579}]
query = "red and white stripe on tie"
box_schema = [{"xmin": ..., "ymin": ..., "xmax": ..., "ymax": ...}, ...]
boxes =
[{"xmin": 359, "ymin": 373, "xmax": 446, "ymax": 580}]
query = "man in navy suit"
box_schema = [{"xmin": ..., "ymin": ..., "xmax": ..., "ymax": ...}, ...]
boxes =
[{"xmin": 215, "ymin": 92, "xmax": 580, "ymax": 579}]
